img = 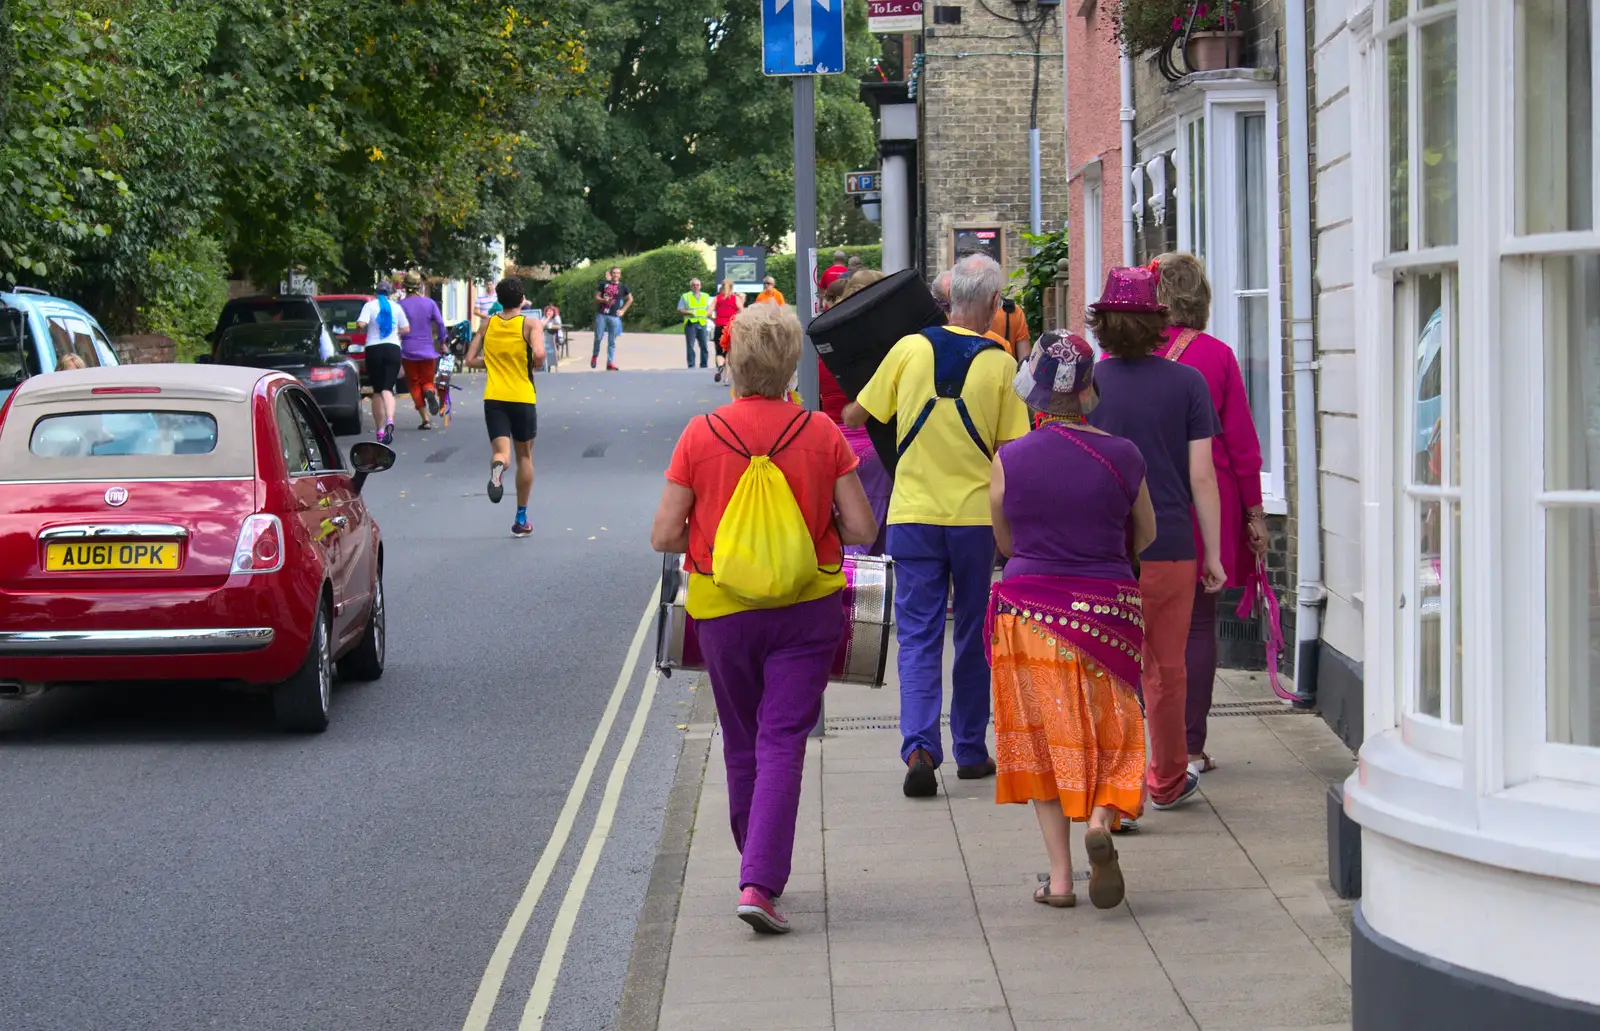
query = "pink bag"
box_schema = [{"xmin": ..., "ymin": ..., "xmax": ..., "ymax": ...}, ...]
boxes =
[{"xmin": 1234, "ymin": 558, "xmax": 1300, "ymax": 702}]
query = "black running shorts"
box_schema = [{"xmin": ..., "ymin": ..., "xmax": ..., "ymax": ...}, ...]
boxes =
[
  {"xmin": 365, "ymin": 342, "xmax": 402, "ymax": 393},
  {"xmin": 484, "ymin": 399, "xmax": 537, "ymax": 442}
]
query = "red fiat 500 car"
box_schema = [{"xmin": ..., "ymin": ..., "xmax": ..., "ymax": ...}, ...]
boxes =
[{"xmin": 0, "ymin": 364, "xmax": 395, "ymax": 732}]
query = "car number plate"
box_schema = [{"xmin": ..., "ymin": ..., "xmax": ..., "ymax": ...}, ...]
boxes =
[{"xmin": 45, "ymin": 540, "xmax": 181, "ymax": 572}]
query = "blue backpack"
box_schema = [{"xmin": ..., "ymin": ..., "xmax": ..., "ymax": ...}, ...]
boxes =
[{"xmin": 895, "ymin": 326, "xmax": 1004, "ymax": 460}]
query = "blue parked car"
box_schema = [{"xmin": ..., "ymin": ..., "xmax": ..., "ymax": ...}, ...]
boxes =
[{"xmin": 1, "ymin": 287, "xmax": 121, "ymax": 404}]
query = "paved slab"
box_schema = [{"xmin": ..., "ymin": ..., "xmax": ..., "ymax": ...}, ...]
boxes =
[{"xmin": 651, "ymin": 657, "xmax": 1356, "ymax": 1031}]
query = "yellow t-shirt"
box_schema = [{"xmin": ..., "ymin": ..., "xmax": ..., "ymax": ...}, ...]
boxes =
[
  {"xmin": 482, "ymin": 314, "xmax": 537, "ymax": 405},
  {"xmin": 856, "ymin": 327, "xmax": 1030, "ymax": 526}
]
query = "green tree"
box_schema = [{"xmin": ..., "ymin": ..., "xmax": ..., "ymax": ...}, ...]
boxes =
[{"xmin": 508, "ymin": 0, "xmax": 878, "ymax": 268}]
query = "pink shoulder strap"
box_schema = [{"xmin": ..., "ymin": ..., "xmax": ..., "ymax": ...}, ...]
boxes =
[{"xmin": 1165, "ymin": 328, "xmax": 1200, "ymax": 363}]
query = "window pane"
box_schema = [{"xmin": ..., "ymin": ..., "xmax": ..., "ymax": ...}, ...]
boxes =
[
  {"xmin": 1420, "ymin": 17, "xmax": 1458, "ymax": 247},
  {"xmin": 1417, "ymin": 499, "xmax": 1444, "ymax": 718},
  {"xmin": 1449, "ymin": 503, "xmax": 1462, "ymax": 724},
  {"xmin": 1239, "ymin": 294, "xmax": 1272, "ymax": 443},
  {"xmin": 1388, "ymin": 35, "xmax": 1410, "ymax": 252},
  {"xmin": 1548, "ymin": 508, "xmax": 1600, "ymax": 746},
  {"xmin": 1189, "ymin": 118, "xmax": 1207, "ymax": 258},
  {"xmin": 1239, "ymin": 113, "xmax": 1269, "ymax": 290},
  {"xmin": 1543, "ymin": 255, "xmax": 1600, "ymax": 492},
  {"xmin": 1389, "ymin": 0, "xmax": 1408, "ymax": 22},
  {"xmin": 1517, "ymin": 0, "xmax": 1594, "ymax": 234},
  {"xmin": 1411, "ymin": 273, "xmax": 1445, "ymax": 488}
]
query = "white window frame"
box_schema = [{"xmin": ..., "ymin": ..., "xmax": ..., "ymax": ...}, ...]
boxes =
[
  {"xmin": 1347, "ymin": 0, "xmax": 1600, "ymax": 887},
  {"xmin": 1083, "ymin": 161, "xmax": 1104, "ymax": 314},
  {"xmin": 1172, "ymin": 83, "xmax": 1289, "ymax": 512}
]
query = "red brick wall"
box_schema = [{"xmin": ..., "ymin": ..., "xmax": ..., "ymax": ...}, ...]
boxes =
[
  {"xmin": 1066, "ymin": 4, "xmax": 1127, "ymax": 333},
  {"xmin": 113, "ymin": 334, "xmax": 177, "ymax": 365}
]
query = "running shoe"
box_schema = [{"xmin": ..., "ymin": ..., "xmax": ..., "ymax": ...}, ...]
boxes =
[
  {"xmin": 590, "ymin": 355, "xmax": 598, "ymax": 369},
  {"xmin": 424, "ymin": 389, "xmax": 439, "ymax": 415},
  {"xmin": 736, "ymin": 887, "xmax": 790, "ymax": 934},
  {"xmin": 1150, "ymin": 771, "xmax": 1202, "ymax": 810},
  {"xmin": 378, "ymin": 423, "xmax": 394, "ymax": 445},
  {"xmin": 606, "ymin": 362, "xmax": 619, "ymax": 372},
  {"xmin": 487, "ymin": 460, "xmax": 507, "ymax": 504},
  {"xmin": 511, "ymin": 520, "xmax": 532, "ymax": 538},
  {"xmin": 714, "ymin": 368, "xmax": 723, "ymax": 383}
]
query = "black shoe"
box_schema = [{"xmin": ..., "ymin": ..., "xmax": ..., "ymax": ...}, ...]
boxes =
[
  {"xmin": 956, "ymin": 758, "xmax": 997, "ymax": 780},
  {"xmin": 424, "ymin": 389, "xmax": 439, "ymax": 415},
  {"xmin": 487, "ymin": 460, "xmax": 506, "ymax": 504},
  {"xmin": 903, "ymin": 749, "xmax": 937, "ymax": 798}
]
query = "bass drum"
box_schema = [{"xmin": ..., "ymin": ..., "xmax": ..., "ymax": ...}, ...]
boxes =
[{"xmin": 656, "ymin": 555, "xmax": 894, "ymax": 687}]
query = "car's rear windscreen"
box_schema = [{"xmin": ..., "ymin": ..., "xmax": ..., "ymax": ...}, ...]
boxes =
[
  {"xmin": 320, "ymin": 299, "xmax": 366, "ymax": 330},
  {"xmin": 220, "ymin": 327, "xmax": 320, "ymax": 359},
  {"xmin": 29, "ymin": 411, "xmax": 220, "ymax": 458}
]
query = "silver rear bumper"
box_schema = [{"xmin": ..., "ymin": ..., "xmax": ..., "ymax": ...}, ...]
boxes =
[{"xmin": 0, "ymin": 628, "xmax": 275, "ymax": 655}]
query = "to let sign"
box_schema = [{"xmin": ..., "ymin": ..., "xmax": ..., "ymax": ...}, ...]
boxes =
[{"xmin": 868, "ymin": 0, "xmax": 922, "ymax": 33}]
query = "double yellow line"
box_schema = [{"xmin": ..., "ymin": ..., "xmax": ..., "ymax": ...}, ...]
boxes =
[{"xmin": 460, "ymin": 586, "xmax": 662, "ymax": 1031}]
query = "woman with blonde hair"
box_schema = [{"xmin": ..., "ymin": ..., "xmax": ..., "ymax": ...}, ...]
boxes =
[
  {"xmin": 652, "ymin": 302, "xmax": 878, "ymax": 933},
  {"xmin": 711, "ymin": 279, "xmax": 743, "ymax": 384},
  {"xmin": 1151, "ymin": 252, "xmax": 1269, "ymax": 776}
]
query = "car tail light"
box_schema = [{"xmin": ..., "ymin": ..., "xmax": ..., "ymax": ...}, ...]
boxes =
[
  {"xmin": 91, "ymin": 386, "xmax": 161, "ymax": 395},
  {"xmin": 308, "ymin": 366, "xmax": 346, "ymax": 382},
  {"xmin": 232, "ymin": 514, "xmax": 284, "ymax": 574}
]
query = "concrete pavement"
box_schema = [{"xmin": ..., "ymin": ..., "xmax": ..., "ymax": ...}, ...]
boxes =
[{"xmin": 640, "ymin": 662, "xmax": 1357, "ymax": 1031}]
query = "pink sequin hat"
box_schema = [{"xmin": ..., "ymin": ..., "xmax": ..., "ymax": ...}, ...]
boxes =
[{"xmin": 1089, "ymin": 265, "xmax": 1168, "ymax": 313}]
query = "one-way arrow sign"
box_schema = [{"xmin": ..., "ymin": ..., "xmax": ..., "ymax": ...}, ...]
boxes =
[{"xmin": 763, "ymin": 0, "xmax": 845, "ymax": 76}]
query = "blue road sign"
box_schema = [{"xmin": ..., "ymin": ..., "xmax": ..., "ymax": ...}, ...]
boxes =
[{"xmin": 762, "ymin": 0, "xmax": 846, "ymax": 77}]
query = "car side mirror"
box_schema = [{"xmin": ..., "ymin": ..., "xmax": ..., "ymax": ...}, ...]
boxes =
[{"xmin": 348, "ymin": 440, "xmax": 395, "ymax": 494}]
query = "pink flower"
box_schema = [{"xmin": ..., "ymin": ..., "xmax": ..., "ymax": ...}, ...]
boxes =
[{"xmin": 1171, "ymin": 15, "xmax": 1182, "ymax": 29}]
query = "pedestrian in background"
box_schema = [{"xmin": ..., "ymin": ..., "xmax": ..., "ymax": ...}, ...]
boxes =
[
  {"xmin": 711, "ymin": 279, "xmax": 743, "ymax": 385},
  {"xmin": 678, "ymin": 278, "xmax": 712, "ymax": 369},
  {"xmin": 820, "ymin": 250, "xmax": 849, "ymax": 290},
  {"xmin": 465, "ymin": 277, "xmax": 545, "ymax": 538},
  {"xmin": 817, "ymin": 270, "xmax": 891, "ymax": 556},
  {"xmin": 991, "ymin": 297, "xmax": 1033, "ymax": 362},
  {"xmin": 1086, "ymin": 266, "xmax": 1225, "ymax": 813},
  {"xmin": 357, "ymin": 281, "xmax": 411, "ymax": 444},
  {"xmin": 592, "ymin": 265, "xmax": 631, "ymax": 371},
  {"xmin": 398, "ymin": 272, "xmax": 448, "ymax": 430},
  {"xmin": 844, "ymin": 253, "xmax": 1030, "ymax": 798},
  {"xmin": 542, "ymin": 305, "xmax": 564, "ymax": 365},
  {"xmin": 650, "ymin": 302, "xmax": 878, "ymax": 934},
  {"xmin": 989, "ymin": 331, "xmax": 1156, "ymax": 909},
  {"xmin": 846, "ymin": 255, "xmax": 864, "ymax": 278},
  {"xmin": 755, "ymin": 276, "xmax": 785, "ymax": 306},
  {"xmin": 1151, "ymin": 252, "xmax": 1269, "ymax": 776}
]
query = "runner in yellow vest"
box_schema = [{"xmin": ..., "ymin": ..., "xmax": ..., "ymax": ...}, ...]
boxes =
[
  {"xmin": 678, "ymin": 278, "xmax": 712, "ymax": 370},
  {"xmin": 465, "ymin": 277, "xmax": 545, "ymax": 537}
]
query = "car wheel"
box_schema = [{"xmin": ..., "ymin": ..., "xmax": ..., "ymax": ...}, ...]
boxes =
[
  {"xmin": 333, "ymin": 411, "xmax": 363, "ymax": 436},
  {"xmin": 273, "ymin": 596, "xmax": 332, "ymax": 733},
  {"xmin": 337, "ymin": 565, "xmax": 385, "ymax": 682}
]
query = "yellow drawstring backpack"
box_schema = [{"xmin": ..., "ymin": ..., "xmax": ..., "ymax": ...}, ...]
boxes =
[{"xmin": 704, "ymin": 409, "xmax": 819, "ymax": 606}]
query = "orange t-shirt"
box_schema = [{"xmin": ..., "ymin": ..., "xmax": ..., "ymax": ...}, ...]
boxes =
[
  {"xmin": 666, "ymin": 397, "xmax": 859, "ymax": 582},
  {"xmin": 990, "ymin": 304, "xmax": 1031, "ymax": 357}
]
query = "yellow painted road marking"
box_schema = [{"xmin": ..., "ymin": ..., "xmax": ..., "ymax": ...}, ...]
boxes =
[
  {"xmin": 459, "ymin": 585, "xmax": 657, "ymax": 1031},
  {"xmin": 518, "ymin": 665, "xmax": 660, "ymax": 1030}
]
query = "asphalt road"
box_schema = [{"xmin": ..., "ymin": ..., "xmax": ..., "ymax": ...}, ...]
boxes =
[{"xmin": 0, "ymin": 366, "xmax": 723, "ymax": 1031}]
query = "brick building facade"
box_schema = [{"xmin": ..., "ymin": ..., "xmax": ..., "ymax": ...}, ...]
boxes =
[
  {"xmin": 1063, "ymin": 4, "xmax": 1127, "ymax": 333},
  {"xmin": 917, "ymin": 2, "xmax": 1068, "ymax": 278}
]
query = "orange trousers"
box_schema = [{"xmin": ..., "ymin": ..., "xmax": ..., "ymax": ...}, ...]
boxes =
[
  {"xmin": 1139, "ymin": 559, "xmax": 1196, "ymax": 804},
  {"xmin": 403, "ymin": 358, "xmax": 437, "ymax": 411}
]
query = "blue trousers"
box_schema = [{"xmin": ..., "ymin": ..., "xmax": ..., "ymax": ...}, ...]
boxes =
[
  {"xmin": 684, "ymin": 322, "xmax": 709, "ymax": 367},
  {"xmin": 593, "ymin": 314, "xmax": 623, "ymax": 363},
  {"xmin": 890, "ymin": 523, "xmax": 996, "ymax": 768}
]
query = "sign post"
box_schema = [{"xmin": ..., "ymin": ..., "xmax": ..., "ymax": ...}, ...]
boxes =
[{"xmin": 764, "ymin": 0, "xmax": 844, "ymax": 736}]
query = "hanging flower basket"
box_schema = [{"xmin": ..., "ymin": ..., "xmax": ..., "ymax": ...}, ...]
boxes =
[
  {"xmin": 1112, "ymin": 0, "xmax": 1245, "ymax": 59},
  {"xmin": 1187, "ymin": 29, "xmax": 1246, "ymax": 70}
]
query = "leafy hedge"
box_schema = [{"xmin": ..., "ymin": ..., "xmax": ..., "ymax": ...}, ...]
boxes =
[
  {"xmin": 537, "ymin": 245, "xmax": 712, "ymax": 332},
  {"xmin": 765, "ymin": 244, "xmax": 883, "ymax": 303}
]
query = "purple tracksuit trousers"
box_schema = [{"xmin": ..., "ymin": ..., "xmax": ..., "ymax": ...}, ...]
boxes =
[{"xmin": 697, "ymin": 593, "xmax": 845, "ymax": 898}]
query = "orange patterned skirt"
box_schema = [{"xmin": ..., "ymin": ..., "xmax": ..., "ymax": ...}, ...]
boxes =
[{"xmin": 991, "ymin": 611, "xmax": 1147, "ymax": 819}]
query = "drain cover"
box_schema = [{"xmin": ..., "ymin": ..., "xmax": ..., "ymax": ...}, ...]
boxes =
[{"xmin": 583, "ymin": 442, "xmax": 611, "ymax": 458}]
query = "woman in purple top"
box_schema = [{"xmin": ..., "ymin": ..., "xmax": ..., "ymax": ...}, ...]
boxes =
[
  {"xmin": 988, "ymin": 331, "xmax": 1156, "ymax": 910},
  {"xmin": 1085, "ymin": 266, "xmax": 1225, "ymax": 816},
  {"xmin": 398, "ymin": 272, "xmax": 449, "ymax": 430}
]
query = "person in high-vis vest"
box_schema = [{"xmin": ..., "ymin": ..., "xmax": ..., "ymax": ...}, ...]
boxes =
[{"xmin": 678, "ymin": 278, "xmax": 712, "ymax": 370}]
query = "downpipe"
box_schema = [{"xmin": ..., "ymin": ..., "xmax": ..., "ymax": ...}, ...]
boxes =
[
  {"xmin": 1119, "ymin": 49, "xmax": 1136, "ymax": 265},
  {"xmin": 1285, "ymin": 0, "xmax": 1323, "ymax": 704}
]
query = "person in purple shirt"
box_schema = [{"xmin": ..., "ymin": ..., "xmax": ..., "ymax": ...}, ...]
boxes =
[
  {"xmin": 1085, "ymin": 266, "xmax": 1224, "ymax": 818},
  {"xmin": 398, "ymin": 272, "xmax": 449, "ymax": 430}
]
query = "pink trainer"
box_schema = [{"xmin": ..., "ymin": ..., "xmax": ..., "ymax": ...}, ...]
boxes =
[{"xmin": 736, "ymin": 887, "xmax": 790, "ymax": 934}]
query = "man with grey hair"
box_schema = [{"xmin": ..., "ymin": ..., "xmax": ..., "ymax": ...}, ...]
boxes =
[
  {"xmin": 843, "ymin": 253, "xmax": 1031, "ymax": 798},
  {"xmin": 930, "ymin": 269, "xmax": 953, "ymax": 312}
]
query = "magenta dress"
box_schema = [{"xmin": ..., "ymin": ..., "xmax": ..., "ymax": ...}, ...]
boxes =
[{"xmin": 1153, "ymin": 327, "xmax": 1264, "ymax": 589}]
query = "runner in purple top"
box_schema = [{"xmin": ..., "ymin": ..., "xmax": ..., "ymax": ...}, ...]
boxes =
[{"xmin": 398, "ymin": 273, "xmax": 449, "ymax": 429}]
